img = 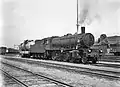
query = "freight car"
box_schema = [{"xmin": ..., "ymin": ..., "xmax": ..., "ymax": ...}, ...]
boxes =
[
  {"xmin": 0, "ymin": 47, "xmax": 7, "ymax": 55},
  {"xmin": 19, "ymin": 27, "xmax": 102, "ymax": 64}
]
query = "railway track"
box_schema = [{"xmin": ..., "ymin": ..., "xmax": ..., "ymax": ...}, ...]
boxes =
[
  {"xmin": 1, "ymin": 62, "xmax": 74, "ymax": 87},
  {"xmin": 92, "ymin": 62, "xmax": 120, "ymax": 68},
  {"xmin": 100, "ymin": 59, "xmax": 120, "ymax": 63},
  {"xmin": 1, "ymin": 69, "xmax": 28, "ymax": 87},
  {"xmin": 2, "ymin": 56, "xmax": 120, "ymax": 80},
  {"xmin": 100, "ymin": 55, "xmax": 120, "ymax": 62},
  {"xmin": 2, "ymin": 55, "xmax": 120, "ymax": 68},
  {"xmin": 3, "ymin": 55, "xmax": 120, "ymax": 68},
  {"xmin": 31, "ymin": 61, "xmax": 120, "ymax": 79}
]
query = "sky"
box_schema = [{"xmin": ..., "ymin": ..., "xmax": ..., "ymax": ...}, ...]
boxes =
[{"xmin": 0, "ymin": 0, "xmax": 120, "ymax": 48}]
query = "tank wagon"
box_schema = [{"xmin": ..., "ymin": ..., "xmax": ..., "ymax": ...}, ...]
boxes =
[{"xmin": 19, "ymin": 27, "xmax": 102, "ymax": 63}]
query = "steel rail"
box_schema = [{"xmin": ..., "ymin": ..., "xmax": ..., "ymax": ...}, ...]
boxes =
[
  {"xmin": 2, "ymin": 62, "xmax": 74, "ymax": 87},
  {"xmin": 34, "ymin": 62, "xmax": 120, "ymax": 80},
  {"xmin": 0, "ymin": 69, "xmax": 29, "ymax": 87},
  {"xmin": 92, "ymin": 63, "xmax": 120, "ymax": 68},
  {"xmin": 2, "ymin": 57, "xmax": 120, "ymax": 79}
]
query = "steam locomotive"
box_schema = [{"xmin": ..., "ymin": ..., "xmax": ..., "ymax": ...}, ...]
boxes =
[
  {"xmin": 97, "ymin": 34, "xmax": 120, "ymax": 56},
  {"xmin": 19, "ymin": 27, "xmax": 102, "ymax": 63}
]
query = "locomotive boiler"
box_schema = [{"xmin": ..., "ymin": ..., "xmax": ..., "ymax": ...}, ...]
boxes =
[
  {"xmin": 19, "ymin": 27, "xmax": 101, "ymax": 64},
  {"xmin": 51, "ymin": 33, "xmax": 94, "ymax": 48}
]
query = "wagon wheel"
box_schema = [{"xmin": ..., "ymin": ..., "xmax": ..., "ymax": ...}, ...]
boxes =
[
  {"xmin": 51, "ymin": 54, "xmax": 56, "ymax": 60},
  {"xmin": 51, "ymin": 52, "xmax": 58, "ymax": 61},
  {"xmin": 63, "ymin": 53, "xmax": 69, "ymax": 62},
  {"xmin": 62, "ymin": 56, "xmax": 68, "ymax": 62},
  {"xmin": 81, "ymin": 57, "xmax": 88, "ymax": 64},
  {"xmin": 69, "ymin": 58, "xmax": 75, "ymax": 63},
  {"xmin": 52, "ymin": 56, "xmax": 57, "ymax": 60},
  {"xmin": 69, "ymin": 55, "xmax": 75, "ymax": 63}
]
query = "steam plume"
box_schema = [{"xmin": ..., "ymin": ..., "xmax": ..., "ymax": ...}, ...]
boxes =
[{"xmin": 79, "ymin": 0, "xmax": 120, "ymax": 26}]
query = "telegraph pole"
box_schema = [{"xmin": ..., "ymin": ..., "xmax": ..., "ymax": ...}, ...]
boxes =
[
  {"xmin": 76, "ymin": 0, "xmax": 79, "ymax": 34},
  {"xmin": 75, "ymin": 0, "xmax": 79, "ymax": 49}
]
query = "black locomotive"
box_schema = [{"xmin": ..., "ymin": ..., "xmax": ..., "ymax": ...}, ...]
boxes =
[{"xmin": 19, "ymin": 27, "xmax": 102, "ymax": 63}]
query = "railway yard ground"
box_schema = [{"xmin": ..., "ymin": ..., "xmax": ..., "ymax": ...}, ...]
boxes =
[{"xmin": 0, "ymin": 54, "xmax": 120, "ymax": 87}]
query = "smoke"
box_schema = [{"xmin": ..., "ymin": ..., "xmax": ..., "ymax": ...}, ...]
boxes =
[{"xmin": 79, "ymin": 0, "xmax": 120, "ymax": 26}]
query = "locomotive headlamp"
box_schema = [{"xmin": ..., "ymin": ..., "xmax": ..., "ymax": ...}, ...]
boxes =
[
  {"xmin": 99, "ymin": 50, "xmax": 103, "ymax": 53},
  {"xmin": 6, "ymin": 49, "xmax": 8, "ymax": 53},
  {"xmin": 77, "ymin": 39, "xmax": 80, "ymax": 43},
  {"xmin": 88, "ymin": 49, "xmax": 92, "ymax": 53}
]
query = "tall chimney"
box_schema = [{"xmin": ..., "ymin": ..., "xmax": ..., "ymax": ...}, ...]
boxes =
[{"xmin": 81, "ymin": 27, "xmax": 85, "ymax": 33}]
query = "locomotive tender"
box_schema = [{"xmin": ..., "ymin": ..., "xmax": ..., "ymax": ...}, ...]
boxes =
[{"xmin": 19, "ymin": 27, "xmax": 101, "ymax": 63}]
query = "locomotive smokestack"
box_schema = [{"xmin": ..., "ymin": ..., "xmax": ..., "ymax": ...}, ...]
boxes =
[{"xmin": 81, "ymin": 27, "xmax": 85, "ymax": 33}]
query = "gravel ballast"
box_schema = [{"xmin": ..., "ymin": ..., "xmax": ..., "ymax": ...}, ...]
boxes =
[{"xmin": 1, "ymin": 58, "xmax": 120, "ymax": 87}]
